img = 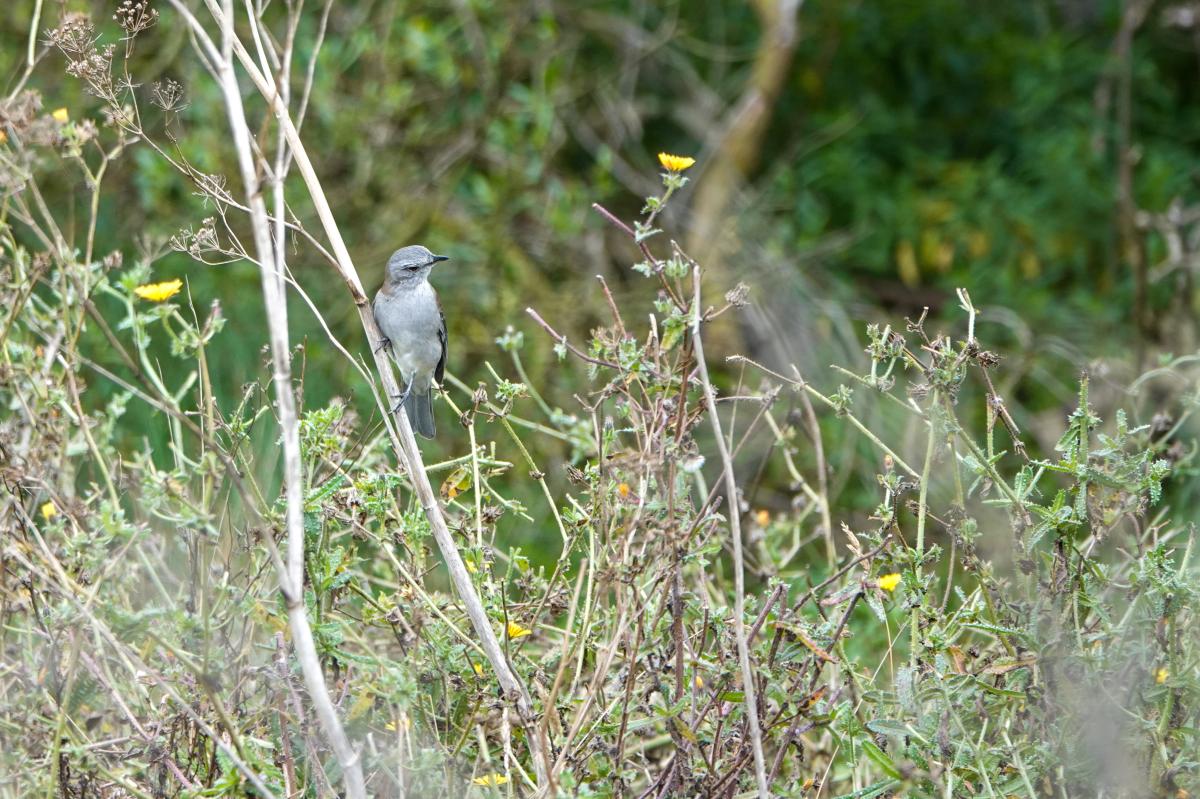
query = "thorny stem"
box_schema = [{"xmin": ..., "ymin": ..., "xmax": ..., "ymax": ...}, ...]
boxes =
[
  {"xmin": 525, "ymin": 307, "xmax": 624, "ymax": 372},
  {"xmin": 591, "ymin": 202, "xmax": 687, "ymax": 311}
]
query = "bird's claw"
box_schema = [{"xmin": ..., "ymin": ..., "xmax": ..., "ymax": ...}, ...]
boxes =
[
  {"xmin": 373, "ymin": 336, "xmax": 391, "ymax": 354},
  {"xmin": 389, "ymin": 381, "xmax": 413, "ymax": 414}
]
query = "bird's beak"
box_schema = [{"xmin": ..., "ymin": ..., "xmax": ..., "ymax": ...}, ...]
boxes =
[{"xmin": 431, "ymin": 254, "xmax": 450, "ymax": 264}]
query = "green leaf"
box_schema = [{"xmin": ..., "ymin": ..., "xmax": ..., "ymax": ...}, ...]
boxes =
[
  {"xmin": 832, "ymin": 779, "xmax": 902, "ymax": 799},
  {"xmin": 866, "ymin": 718, "xmax": 913, "ymax": 738},
  {"xmin": 860, "ymin": 740, "xmax": 904, "ymax": 780},
  {"xmin": 305, "ymin": 474, "xmax": 347, "ymax": 511}
]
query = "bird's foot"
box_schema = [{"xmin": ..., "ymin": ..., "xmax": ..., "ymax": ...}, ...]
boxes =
[
  {"xmin": 373, "ymin": 336, "xmax": 391, "ymax": 354},
  {"xmin": 389, "ymin": 381, "xmax": 413, "ymax": 414}
]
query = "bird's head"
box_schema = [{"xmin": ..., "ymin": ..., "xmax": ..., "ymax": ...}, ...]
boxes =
[{"xmin": 384, "ymin": 245, "xmax": 449, "ymax": 285}]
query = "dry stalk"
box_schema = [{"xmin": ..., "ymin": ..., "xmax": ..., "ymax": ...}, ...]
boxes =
[
  {"xmin": 165, "ymin": 0, "xmax": 552, "ymax": 789},
  {"xmin": 182, "ymin": 0, "xmax": 367, "ymax": 795},
  {"xmin": 689, "ymin": 263, "xmax": 770, "ymax": 797}
]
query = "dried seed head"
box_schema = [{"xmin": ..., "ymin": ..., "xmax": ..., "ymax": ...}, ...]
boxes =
[
  {"xmin": 114, "ymin": 0, "xmax": 160, "ymax": 35},
  {"xmin": 974, "ymin": 349, "xmax": 1001, "ymax": 368},
  {"xmin": 47, "ymin": 13, "xmax": 97, "ymax": 56},
  {"xmin": 724, "ymin": 282, "xmax": 751, "ymax": 307},
  {"xmin": 0, "ymin": 91, "xmax": 42, "ymax": 136},
  {"xmin": 150, "ymin": 79, "xmax": 186, "ymax": 113}
]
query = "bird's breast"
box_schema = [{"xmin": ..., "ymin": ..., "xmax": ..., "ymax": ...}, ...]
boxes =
[{"xmin": 374, "ymin": 282, "xmax": 442, "ymax": 379}]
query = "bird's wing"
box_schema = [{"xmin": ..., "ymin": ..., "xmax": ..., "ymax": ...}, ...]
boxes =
[
  {"xmin": 371, "ymin": 288, "xmax": 385, "ymax": 330},
  {"xmin": 435, "ymin": 304, "xmax": 447, "ymax": 385}
]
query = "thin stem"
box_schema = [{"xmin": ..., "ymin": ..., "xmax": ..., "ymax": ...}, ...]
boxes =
[
  {"xmin": 689, "ymin": 264, "xmax": 769, "ymax": 798},
  {"xmin": 910, "ymin": 392, "xmax": 938, "ymax": 670}
]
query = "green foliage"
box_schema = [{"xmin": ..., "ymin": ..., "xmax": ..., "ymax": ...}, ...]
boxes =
[{"xmin": 3, "ymin": 2, "xmax": 1200, "ymax": 798}]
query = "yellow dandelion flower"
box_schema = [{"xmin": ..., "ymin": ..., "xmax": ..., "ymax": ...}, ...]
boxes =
[
  {"xmin": 134, "ymin": 279, "xmax": 183, "ymax": 302},
  {"xmin": 657, "ymin": 152, "xmax": 696, "ymax": 173},
  {"xmin": 471, "ymin": 773, "xmax": 509, "ymax": 787},
  {"xmin": 506, "ymin": 621, "xmax": 532, "ymax": 639},
  {"xmin": 473, "ymin": 662, "xmax": 485, "ymax": 677},
  {"xmin": 1156, "ymin": 667, "xmax": 1169, "ymax": 685},
  {"xmin": 754, "ymin": 509, "xmax": 770, "ymax": 527},
  {"xmin": 617, "ymin": 482, "xmax": 631, "ymax": 498},
  {"xmin": 877, "ymin": 573, "xmax": 902, "ymax": 593},
  {"xmin": 51, "ymin": 108, "xmax": 69, "ymax": 124},
  {"xmin": 40, "ymin": 502, "xmax": 57, "ymax": 521}
]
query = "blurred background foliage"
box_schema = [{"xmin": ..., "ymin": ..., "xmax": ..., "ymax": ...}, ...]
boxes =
[{"xmin": 4, "ymin": 0, "xmax": 1199, "ymax": 541}]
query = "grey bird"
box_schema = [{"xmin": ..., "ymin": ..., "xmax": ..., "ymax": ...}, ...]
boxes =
[{"xmin": 372, "ymin": 245, "xmax": 449, "ymax": 438}]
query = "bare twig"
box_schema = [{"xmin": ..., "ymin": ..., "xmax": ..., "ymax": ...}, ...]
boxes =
[{"xmin": 525, "ymin": 307, "xmax": 623, "ymax": 371}]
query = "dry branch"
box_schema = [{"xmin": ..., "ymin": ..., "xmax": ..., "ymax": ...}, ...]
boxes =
[
  {"xmin": 689, "ymin": 263, "xmax": 770, "ymax": 797},
  {"xmin": 165, "ymin": 0, "xmax": 552, "ymax": 789}
]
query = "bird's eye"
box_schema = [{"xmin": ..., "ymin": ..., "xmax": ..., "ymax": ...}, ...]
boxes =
[{"xmin": 405, "ymin": 265, "xmax": 420, "ymax": 272}]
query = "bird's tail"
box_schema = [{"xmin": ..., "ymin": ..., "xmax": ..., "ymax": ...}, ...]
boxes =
[{"xmin": 404, "ymin": 387, "xmax": 436, "ymax": 439}]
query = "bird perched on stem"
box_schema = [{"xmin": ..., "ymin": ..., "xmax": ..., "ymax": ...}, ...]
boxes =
[{"xmin": 373, "ymin": 245, "xmax": 449, "ymax": 438}]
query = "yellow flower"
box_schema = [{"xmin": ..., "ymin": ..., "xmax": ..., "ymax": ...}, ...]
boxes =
[
  {"xmin": 1156, "ymin": 667, "xmax": 1169, "ymax": 685},
  {"xmin": 134, "ymin": 279, "xmax": 183, "ymax": 302},
  {"xmin": 473, "ymin": 662, "xmax": 485, "ymax": 677},
  {"xmin": 617, "ymin": 482, "xmax": 631, "ymax": 498},
  {"xmin": 471, "ymin": 773, "xmax": 509, "ymax": 787},
  {"xmin": 40, "ymin": 502, "xmax": 57, "ymax": 521},
  {"xmin": 693, "ymin": 674, "xmax": 704, "ymax": 689},
  {"xmin": 51, "ymin": 108, "xmax": 69, "ymax": 124},
  {"xmin": 657, "ymin": 152, "xmax": 696, "ymax": 173},
  {"xmin": 506, "ymin": 621, "xmax": 532, "ymax": 639},
  {"xmin": 877, "ymin": 573, "xmax": 902, "ymax": 593},
  {"xmin": 466, "ymin": 560, "xmax": 478, "ymax": 574},
  {"xmin": 754, "ymin": 509, "xmax": 770, "ymax": 527}
]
